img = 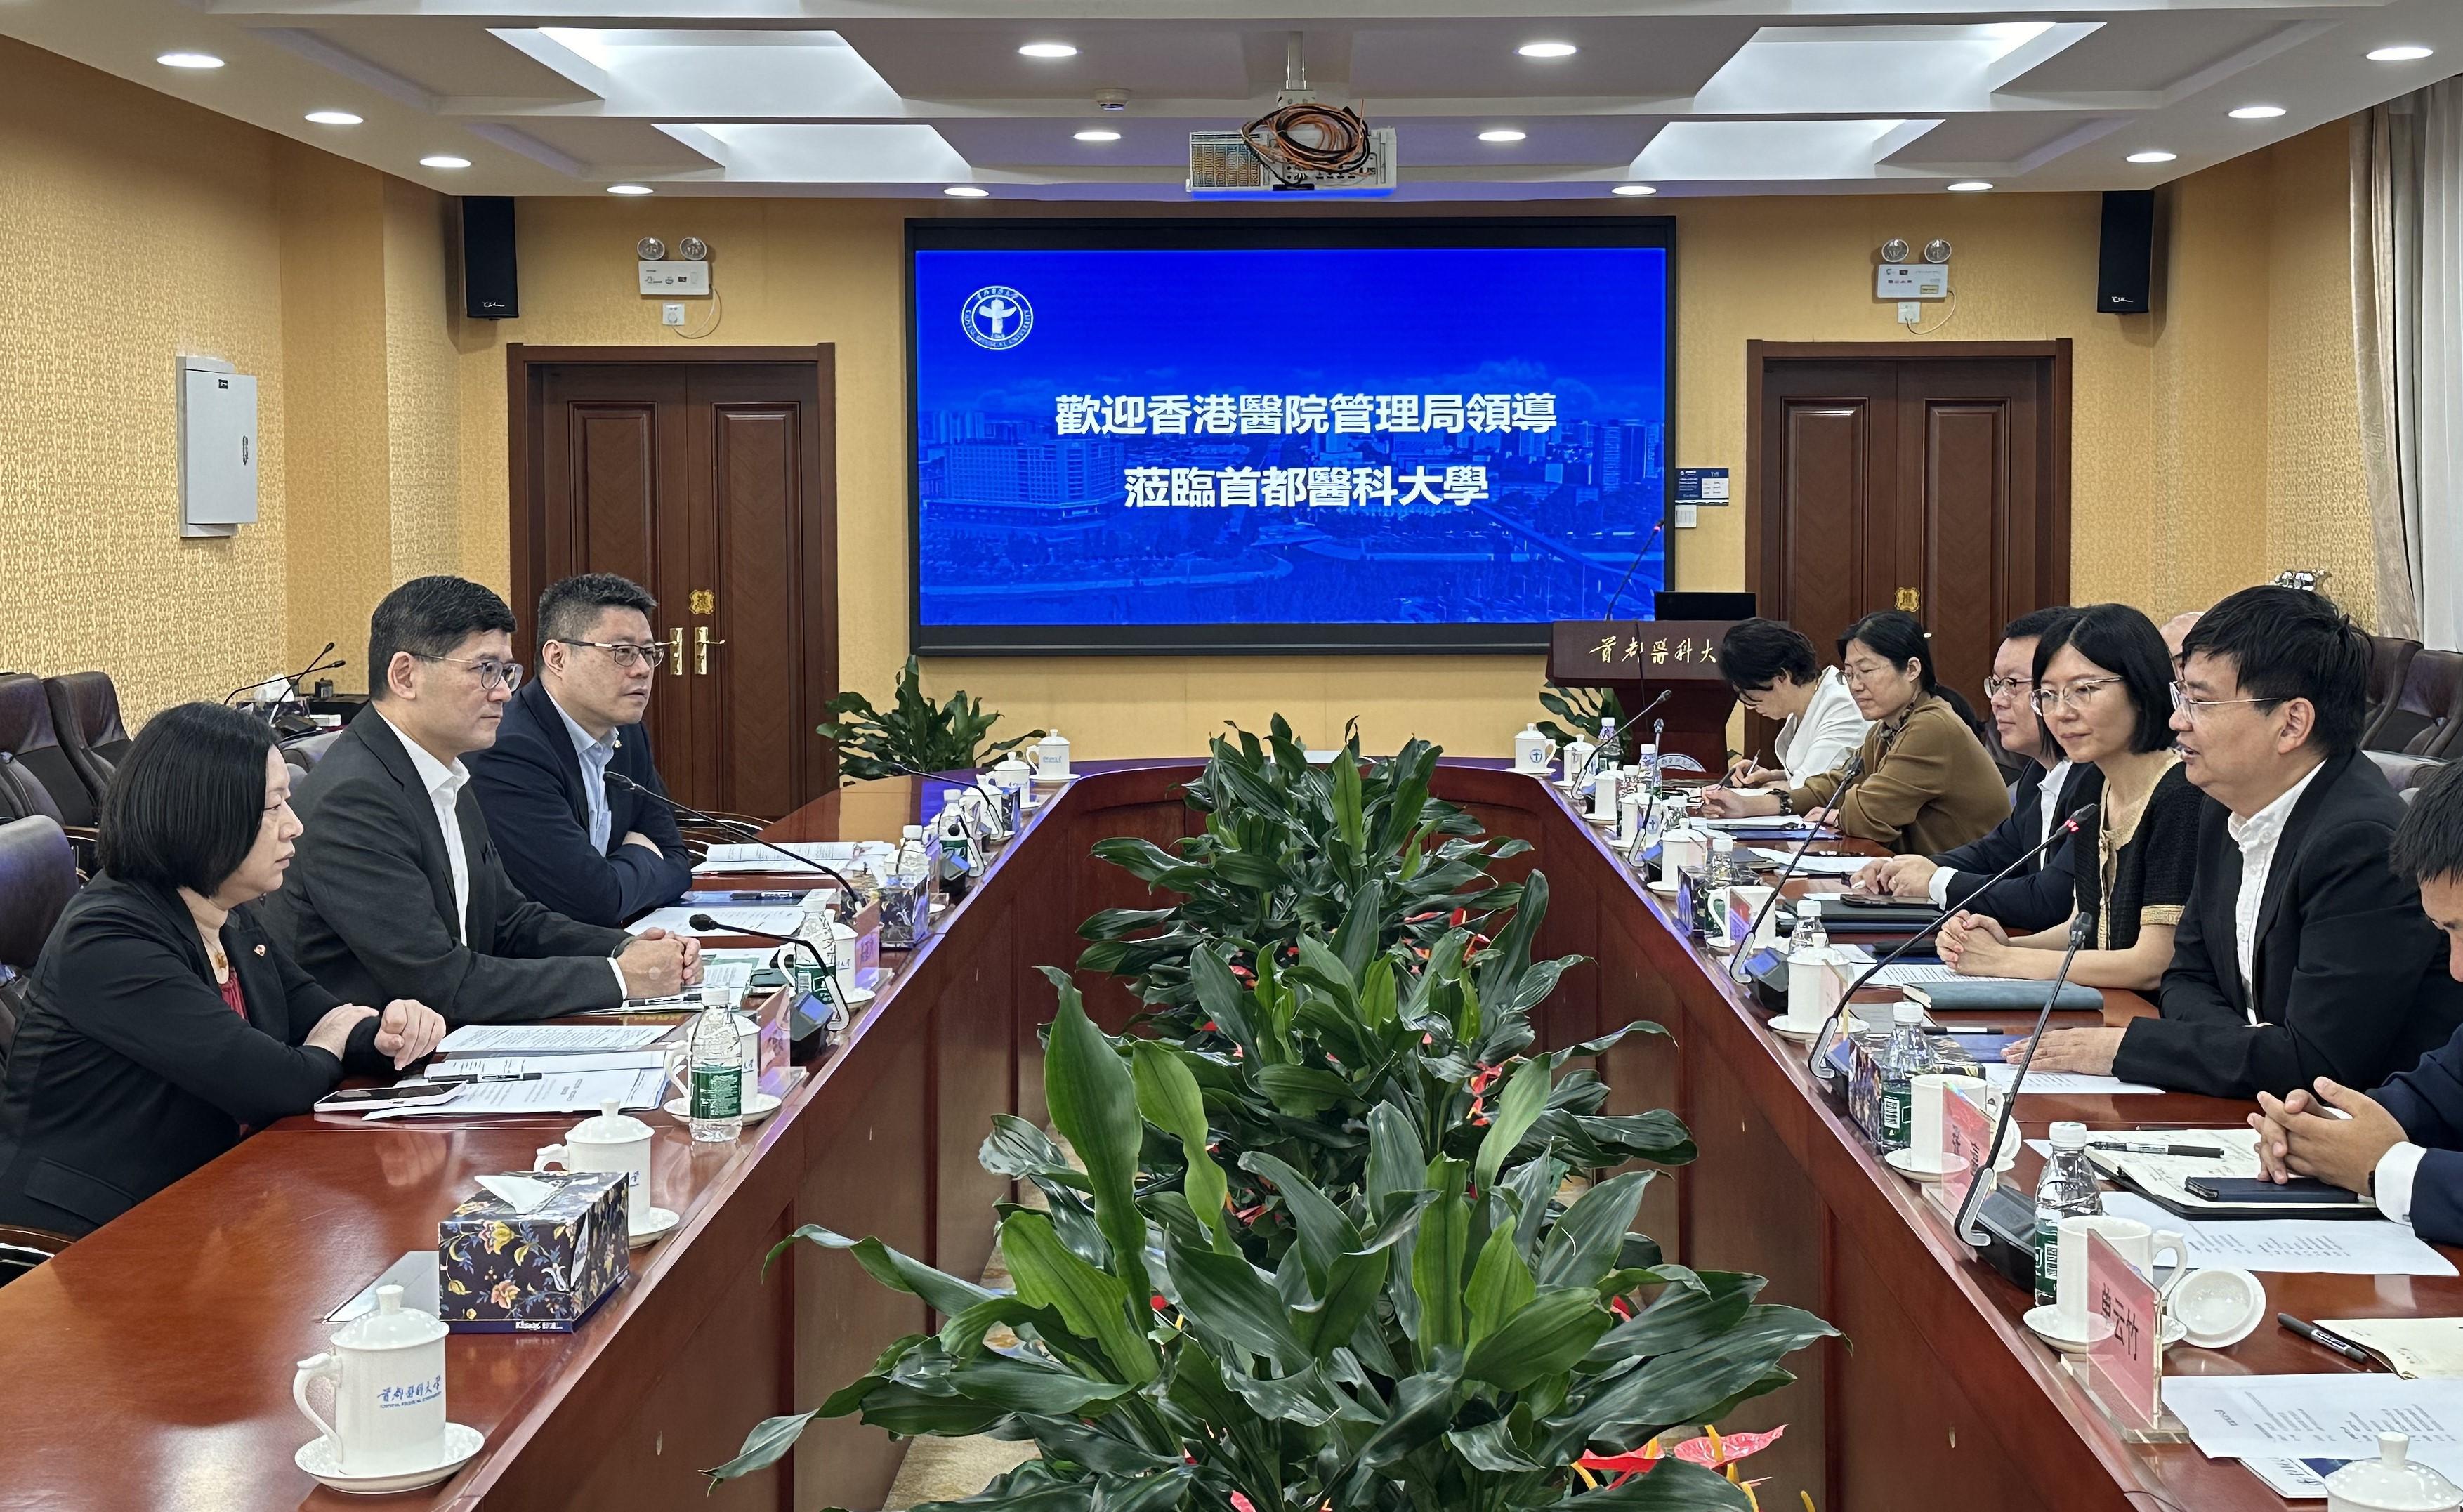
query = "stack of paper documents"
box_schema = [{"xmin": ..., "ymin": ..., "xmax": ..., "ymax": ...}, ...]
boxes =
[
  {"xmin": 2313, "ymin": 1318, "xmax": 2463, "ymax": 1378},
  {"xmin": 2167, "ymin": 1375, "xmax": 2463, "ymax": 1482},
  {"xmin": 436, "ymin": 1024, "xmax": 671, "ymax": 1056},
  {"xmin": 697, "ymin": 840, "xmax": 895, "ymax": 875},
  {"xmin": 2101, "ymin": 1190, "xmax": 2455, "ymax": 1276},
  {"xmin": 627, "ymin": 905, "xmax": 803, "ymax": 939}
]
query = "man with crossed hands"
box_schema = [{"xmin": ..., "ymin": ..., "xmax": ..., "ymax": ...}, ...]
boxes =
[{"xmin": 2254, "ymin": 759, "xmax": 2463, "ymax": 1244}]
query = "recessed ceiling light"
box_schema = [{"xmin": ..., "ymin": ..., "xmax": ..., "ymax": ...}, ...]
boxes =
[
  {"xmin": 156, "ymin": 52, "xmax": 224, "ymax": 70},
  {"xmin": 2229, "ymin": 105, "xmax": 2286, "ymax": 119},
  {"xmin": 1478, "ymin": 129, "xmax": 1527, "ymax": 143},
  {"xmin": 1947, "ymin": 180, "xmax": 1994, "ymax": 192},
  {"xmin": 419, "ymin": 155, "xmax": 472, "ymax": 170},
  {"xmin": 1018, "ymin": 43, "xmax": 1078, "ymax": 59},
  {"xmin": 1517, "ymin": 42, "xmax": 1578, "ymax": 59},
  {"xmin": 944, "ymin": 185, "xmax": 990, "ymax": 198},
  {"xmin": 1073, "ymin": 129, "xmax": 1121, "ymax": 143},
  {"xmin": 1610, "ymin": 184, "xmax": 1657, "ymax": 197},
  {"xmin": 304, "ymin": 110, "xmax": 362, "ymax": 126},
  {"xmin": 606, "ymin": 183, "xmax": 653, "ymax": 195},
  {"xmin": 2126, "ymin": 150, "xmax": 2177, "ymax": 164},
  {"xmin": 2369, "ymin": 45, "xmax": 2435, "ymax": 63}
]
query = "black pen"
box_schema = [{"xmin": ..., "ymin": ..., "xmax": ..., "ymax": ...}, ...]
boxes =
[
  {"xmin": 727, "ymin": 890, "xmax": 799, "ymax": 901},
  {"xmin": 419, "ymin": 1071, "xmax": 545, "ymax": 1085},
  {"xmin": 2277, "ymin": 1313, "xmax": 2377, "ymax": 1367},
  {"xmin": 2090, "ymin": 1139, "xmax": 2227, "ymax": 1157}
]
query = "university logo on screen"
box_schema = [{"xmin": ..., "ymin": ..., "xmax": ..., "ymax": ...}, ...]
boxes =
[{"xmin": 961, "ymin": 287, "xmax": 1034, "ymax": 350}]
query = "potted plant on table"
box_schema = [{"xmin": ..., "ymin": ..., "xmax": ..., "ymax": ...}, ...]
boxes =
[{"xmin": 820, "ymin": 656, "xmax": 1041, "ymax": 782}]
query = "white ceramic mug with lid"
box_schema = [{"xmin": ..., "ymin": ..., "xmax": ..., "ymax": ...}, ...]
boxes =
[
  {"xmin": 534, "ymin": 1100, "xmax": 655, "ymax": 1228},
  {"xmin": 2327, "ymin": 1433, "xmax": 2463, "ymax": 1512},
  {"xmin": 292, "ymin": 1284, "xmax": 449, "ymax": 1475}
]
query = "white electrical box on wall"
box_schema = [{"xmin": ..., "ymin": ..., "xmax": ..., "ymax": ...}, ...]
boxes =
[
  {"xmin": 1875, "ymin": 263, "xmax": 1949, "ymax": 300},
  {"xmin": 178, "ymin": 355, "xmax": 258, "ymax": 539},
  {"xmin": 638, "ymin": 261, "xmax": 710, "ymax": 295}
]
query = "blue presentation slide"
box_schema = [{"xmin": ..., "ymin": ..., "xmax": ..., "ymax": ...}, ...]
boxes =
[{"xmin": 912, "ymin": 242, "xmax": 1668, "ymax": 632}]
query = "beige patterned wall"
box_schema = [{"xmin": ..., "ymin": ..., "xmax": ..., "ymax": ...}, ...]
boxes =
[
  {"xmin": 1, "ymin": 29, "xmax": 2377, "ymax": 744},
  {"xmin": 0, "ymin": 39, "xmax": 295, "ymax": 720}
]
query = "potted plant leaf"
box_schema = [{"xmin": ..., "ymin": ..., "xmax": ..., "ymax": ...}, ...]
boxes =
[{"xmin": 820, "ymin": 656, "xmax": 1042, "ymax": 782}]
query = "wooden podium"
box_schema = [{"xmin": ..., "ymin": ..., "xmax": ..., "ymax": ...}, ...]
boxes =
[{"xmin": 1548, "ymin": 620, "xmax": 1740, "ymax": 771}]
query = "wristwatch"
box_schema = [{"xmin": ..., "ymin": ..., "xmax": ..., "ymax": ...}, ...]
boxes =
[{"xmin": 1773, "ymin": 790, "xmax": 1795, "ymax": 816}]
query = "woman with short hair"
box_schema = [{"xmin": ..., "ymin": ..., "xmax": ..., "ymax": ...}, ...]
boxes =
[
  {"xmin": 1705, "ymin": 610, "xmax": 2010, "ymax": 854},
  {"xmin": 0, "ymin": 703, "xmax": 446, "ymax": 1237},
  {"xmin": 1712, "ymin": 617, "xmax": 1871, "ymax": 789},
  {"xmin": 1940, "ymin": 602, "xmax": 2212, "ymax": 992}
]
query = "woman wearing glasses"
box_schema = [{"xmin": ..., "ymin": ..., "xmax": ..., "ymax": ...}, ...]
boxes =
[
  {"xmin": 1703, "ymin": 610, "xmax": 2009, "ymax": 853},
  {"xmin": 1709, "ymin": 618, "xmax": 1872, "ymax": 790},
  {"xmin": 1938, "ymin": 603, "xmax": 2211, "ymax": 991}
]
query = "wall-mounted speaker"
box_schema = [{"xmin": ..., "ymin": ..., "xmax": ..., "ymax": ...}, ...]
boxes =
[
  {"xmin": 461, "ymin": 196, "xmax": 519, "ymax": 320},
  {"xmin": 2096, "ymin": 189, "xmax": 2155, "ymax": 315}
]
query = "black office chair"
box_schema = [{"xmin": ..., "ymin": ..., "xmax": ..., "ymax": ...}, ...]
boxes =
[
  {"xmin": 2366, "ymin": 636, "xmax": 2424, "ymax": 731},
  {"xmin": 0, "ymin": 676, "xmax": 95, "ymax": 831},
  {"xmin": 279, "ymin": 728, "xmax": 344, "ymax": 775},
  {"xmin": 2367, "ymin": 650, "xmax": 2463, "ymax": 758},
  {"xmin": 42, "ymin": 673, "xmax": 131, "ymax": 817},
  {"xmin": 2367, "ymin": 749, "xmax": 2446, "ymax": 801},
  {"xmin": 0, "ymin": 815, "xmax": 76, "ymax": 1068}
]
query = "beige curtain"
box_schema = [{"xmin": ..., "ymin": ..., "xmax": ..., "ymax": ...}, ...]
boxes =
[{"xmin": 2353, "ymin": 106, "xmax": 2423, "ymax": 639}]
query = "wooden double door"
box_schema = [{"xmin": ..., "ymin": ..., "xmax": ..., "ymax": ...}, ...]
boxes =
[
  {"xmin": 1746, "ymin": 342, "xmax": 2071, "ymax": 711},
  {"xmin": 510, "ymin": 346, "xmax": 838, "ymax": 819}
]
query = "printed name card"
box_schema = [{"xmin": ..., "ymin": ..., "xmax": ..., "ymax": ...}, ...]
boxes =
[
  {"xmin": 1936, "ymin": 1081, "xmax": 1995, "ymax": 1216},
  {"xmin": 851, "ymin": 898, "xmax": 884, "ymax": 976},
  {"xmin": 2084, "ymin": 1232, "xmax": 2162, "ymax": 1430}
]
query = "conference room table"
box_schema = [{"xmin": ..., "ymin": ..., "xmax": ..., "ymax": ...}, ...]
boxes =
[{"xmin": 0, "ymin": 758, "xmax": 2444, "ymax": 1511}]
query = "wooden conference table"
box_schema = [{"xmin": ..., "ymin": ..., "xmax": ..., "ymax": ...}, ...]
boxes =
[{"xmin": 0, "ymin": 759, "xmax": 2443, "ymax": 1511}]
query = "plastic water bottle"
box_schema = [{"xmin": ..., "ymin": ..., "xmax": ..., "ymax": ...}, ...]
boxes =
[
  {"xmin": 1634, "ymin": 742, "xmax": 1662, "ymax": 799},
  {"xmin": 935, "ymin": 796, "xmax": 973, "ymax": 903},
  {"xmin": 2032, "ymin": 1121, "xmax": 2103, "ymax": 1305},
  {"xmin": 687, "ymin": 991, "xmax": 744, "ymax": 1143},
  {"xmin": 1596, "ymin": 714, "xmax": 1620, "ymax": 771},
  {"xmin": 881, "ymin": 824, "xmax": 931, "ymax": 948},
  {"xmin": 1875, "ymin": 1001, "xmax": 1933, "ymax": 1151}
]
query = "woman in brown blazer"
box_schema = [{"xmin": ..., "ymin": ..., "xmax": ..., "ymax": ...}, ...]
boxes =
[{"xmin": 1706, "ymin": 610, "xmax": 2009, "ymax": 854}]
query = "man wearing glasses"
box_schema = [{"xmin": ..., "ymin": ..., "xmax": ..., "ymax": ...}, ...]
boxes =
[
  {"xmin": 468, "ymin": 574, "xmax": 692, "ymax": 927},
  {"xmin": 2082, "ymin": 584, "xmax": 2463, "ymax": 1098},
  {"xmin": 273, "ymin": 576, "xmax": 697, "ymax": 1023}
]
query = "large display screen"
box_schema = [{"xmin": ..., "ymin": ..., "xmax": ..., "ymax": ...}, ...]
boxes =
[{"xmin": 909, "ymin": 218, "xmax": 1673, "ymax": 655}]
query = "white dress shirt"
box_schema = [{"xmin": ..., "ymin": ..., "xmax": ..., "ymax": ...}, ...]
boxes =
[
  {"xmin": 2226, "ymin": 759, "xmax": 2326, "ymax": 1009},
  {"xmin": 552, "ymin": 699, "xmax": 619, "ymax": 855},
  {"xmin": 2376, "ymin": 1141, "xmax": 2428, "ymax": 1225},
  {"xmin": 1928, "ymin": 758, "xmax": 2072, "ymax": 907},
  {"xmin": 376, "ymin": 709, "xmax": 473, "ymax": 943},
  {"xmin": 1774, "ymin": 667, "xmax": 1872, "ymax": 787}
]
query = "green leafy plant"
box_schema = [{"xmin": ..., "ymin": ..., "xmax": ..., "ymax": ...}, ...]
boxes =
[
  {"xmin": 1537, "ymin": 684, "xmax": 1624, "ymax": 764},
  {"xmin": 1077, "ymin": 720, "xmax": 1532, "ymax": 1017},
  {"xmin": 711, "ymin": 980, "xmax": 1833, "ymax": 1510},
  {"xmin": 1030, "ymin": 879, "xmax": 1693, "ymax": 1270},
  {"xmin": 819, "ymin": 656, "xmax": 1041, "ymax": 782}
]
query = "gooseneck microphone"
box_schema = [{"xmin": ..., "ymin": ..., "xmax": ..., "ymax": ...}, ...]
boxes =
[
  {"xmin": 225, "ymin": 640, "xmax": 345, "ymax": 707},
  {"xmin": 607, "ymin": 772, "xmax": 859, "ymax": 916},
  {"xmin": 1804, "ymin": 803, "xmax": 2099, "ymax": 1082},
  {"xmin": 1575, "ymin": 688, "xmax": 1673, "ymax": 792},
  {"xmin": 1955, "ymin": 907, "xmax": 2098, "ymax": 1246},
  {"xmin": 1726, "ymin": 751, "xmax": 1865, "ymax": 982},
  {"xmin": 1598, "ymin": 518, "xmax": 1669, "ymax": 620},
  {"xmin": 685, "ymin": 913, "xmax": 831, "ymax": 972}
]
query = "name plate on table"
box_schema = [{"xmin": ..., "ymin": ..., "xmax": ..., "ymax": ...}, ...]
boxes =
[
  {"xmin": 851, "ymin": 898, "xmax": 883, "ymax": 973},
  {"xmin": 2084, "ymin": 1232, "xmax": 2162, "ymax": 1432},
  {"xmin": 1931, "ymin": 1079, "xmax": 1997, "ymax": 1218}
]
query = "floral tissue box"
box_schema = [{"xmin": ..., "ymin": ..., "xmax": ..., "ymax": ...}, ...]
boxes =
[{"xmin": 438, "ymin": 1170, "xmax": 630, "ymax": 1333}]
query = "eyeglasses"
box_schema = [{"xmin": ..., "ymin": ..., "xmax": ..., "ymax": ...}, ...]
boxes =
[
  {"xmin": 412, "ymin": 653, "xmax": 523, "ymax": 691},
  {"xmin": 2168, "ymin": 681, "xmax": 2276, "ymax": 723},
  {"xmin": 1983, "ymin": 675, "xmax": 2035, "ymax": 703},
  {"xmin": 2030, "ymin": 677, "xmax": 2122, "ymax": 714},
  {"xmin": 1841, "ymin": 660, "xmax": 1905, "ymax": 686},
  {"xmin": 558, "ymin": 638, "xmax": 666, "ymax": 671}
]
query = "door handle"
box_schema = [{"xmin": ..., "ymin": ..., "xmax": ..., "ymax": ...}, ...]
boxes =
[
  {"xmin": 667, "ymin": 626, "xmax": 684, "ymax": 676},
  {"xmin": 695, "ymin": 625, "xmax": 727, "ymax": 676},
  {"xmin": 1895, "ymin": 586, "xmax": 1921, "ymax": 613}
]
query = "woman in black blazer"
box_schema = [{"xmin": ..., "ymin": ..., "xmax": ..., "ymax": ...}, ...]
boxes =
[{"xmin": 0, "ymin": 703, "xmax": 447, "ymax": 1237}]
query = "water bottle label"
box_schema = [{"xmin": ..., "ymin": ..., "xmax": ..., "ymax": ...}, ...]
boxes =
[
  {"xmin": 692, "ymin": 1064, "xmax": 743, "ymax": 1119},
  {"xmin": 1879, "ymin": 1085, "xmax": 1912, "ymax": 1150},
  {"xmin": 2034, "ymin": 1220, "xmax": 2059, "ymax": 1305}
]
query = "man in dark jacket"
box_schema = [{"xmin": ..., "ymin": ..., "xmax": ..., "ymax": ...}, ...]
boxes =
[
  {"xmin": 270, "ymin": 576, "xmax": 696, "ymax": 1023},
  {"xmin": 2024, "ymin": 584, "xmax": 2463, "ymax": 1094},
  {"xmin": 468, "ymin": 574, "xmax": 692, "ymax": 927},
  {"xmin": 2255, "ymin": 759, "xmax": 2463, "ymax": 1244},
  {"xmin": 1853, "ymin": 606, "xmax": 2101, "ymax": 931}
]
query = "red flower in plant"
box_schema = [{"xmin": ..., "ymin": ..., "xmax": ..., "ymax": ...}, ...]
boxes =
[
  {"xmin": 1609, "ymin": 1296, "xmax": 1635, "ymax": 1320},
  {"xmin": 1671, "ymin": 1425, "xmax": 1786, "ymax": 1470},
  {"xmin": 1404, "ymin": 911, "xmax": 1440, "ymax": 924},
  {"xmin": 1233, "ymin": 1204, "xmax": 1266, "ymax": 1224},
  {"xmin": 1467, "ymin": 1063, "xmax": 1502, "ymax": 1094},
  {"xmin": 1449, "ymin": 908, "xmax": 1468, "ymax": 928},
  {"xmin": 1231, "ymin": 1497, "xmax": 1257, "ymax": 1512},
  {"xmin": 1201, "ymin": 1020, "xmax": 1219, "ymax": 1032},
  {"xmin": 1151, "ymin": 1294, "xmax": 1169, "ymax": 1311}
]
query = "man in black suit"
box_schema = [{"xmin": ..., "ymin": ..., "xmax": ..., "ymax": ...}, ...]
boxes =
[
  {"xmin": 468, "ymin": 574, "xmax": 691, "ymax": 927},
  {"xmin": 2016, "ymin": 584, "xmax": 2463, "ymax": 1096},
  {"xmin": 272, "ymin": 576, "xmax": 697, "ymax": 1023},
  {"xmin": 2252, "ymin": 761, "xmax": 2463, "ymax": 1244},
  {"xmin": 1852, "ymin": 606, "xmax": 2101, "ymax": 931}
]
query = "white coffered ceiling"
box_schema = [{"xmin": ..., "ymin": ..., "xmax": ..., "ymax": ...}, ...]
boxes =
[{"xmin": 8, "ymin": 1, "xmax": 2458, "ymax": 200}]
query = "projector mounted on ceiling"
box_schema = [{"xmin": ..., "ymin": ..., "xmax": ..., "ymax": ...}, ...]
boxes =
[{"xmin": 1189, "ymin": 34, "xmax": 1396, "ymax": 199}]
